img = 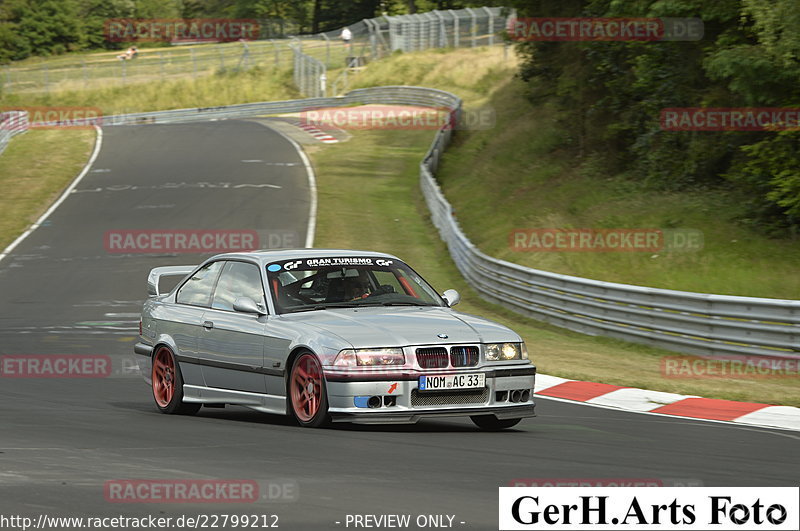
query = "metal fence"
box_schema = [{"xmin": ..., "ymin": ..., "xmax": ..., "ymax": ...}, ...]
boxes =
[
  {"xmin": 1, "ymin": 40, "xmax": 295, "ymax": 94},
  {"xmin": 0, "ymin": 111, "xmax": 29, "ymax": 155},
  {"xmin": 98, "ymin": 86, "xmax": 800, "ymax": 359},
  {"xmin": 0, "ymin": 7, "xmax": 508, "ymax": 96},
  {"xmin": 386, "ymin": 7, "xmax": 504, "ymax": 51},
  {"xmin": 291, "ymin": 40, "xmax": 327, "ymax": 98},
  {"xmin": 298, "ymin": 7, "xmax": 508, "ymax": 96}
]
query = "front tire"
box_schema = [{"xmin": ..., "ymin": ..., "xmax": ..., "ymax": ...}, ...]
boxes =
[
  {"xmin": 289, "ymin": 352, "xmax": 331, "ymax": 428},
  {"xmin": 470, "ymin": 415, "xmax": 521, "ymax": 431},
  {"xmin": 151, "ymin": 346, "xmax": 200, "ymax": 415}
]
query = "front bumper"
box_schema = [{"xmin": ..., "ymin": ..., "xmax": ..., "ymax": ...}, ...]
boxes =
[{"xmin": 324, "ymin": 366, "xmax": 536, "ymax": 424}]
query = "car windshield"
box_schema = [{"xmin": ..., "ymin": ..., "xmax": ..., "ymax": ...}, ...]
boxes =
[{"xmin": 265, "ymin": 256, "xmax": 445, "ymax": 314}]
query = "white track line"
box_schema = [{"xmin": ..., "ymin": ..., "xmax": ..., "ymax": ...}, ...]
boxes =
[
  {"xmin": 0, "ymin": 125, "xmax": 103, "ymax": 264},
  {"xmin": 261, "ymin": 124, "xmax": 317, "ymax": 248}
]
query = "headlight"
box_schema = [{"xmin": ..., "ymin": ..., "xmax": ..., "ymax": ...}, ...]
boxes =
[
  {"xmin": 485, "ymin": 343, "xmax": 525, "ymax": 361},
  {"xmin": 333, "ymin": 348, "xmax": 405, "ymax": 367}
]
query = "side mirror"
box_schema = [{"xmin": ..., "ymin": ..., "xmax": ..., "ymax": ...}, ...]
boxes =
[
  {"xmin": 442, "ymin": 289, "xmax": 460, "ymax": 307},
  {"xmin": 233, "ymin": 297, "xmax": 266, "ymax": 315}
]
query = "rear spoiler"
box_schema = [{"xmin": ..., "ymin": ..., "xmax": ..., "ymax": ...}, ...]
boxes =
[{"xmin": 147, "ymin": 265, "xmax": 196, "ymax": 297}]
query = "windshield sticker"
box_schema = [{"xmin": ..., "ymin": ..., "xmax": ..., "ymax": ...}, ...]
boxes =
[
  {"xmin": 267, "ymin": 264, "xmax": 282, "ymax": 272},
  {"xmin": 273, "ymin": 257, "xmax": 395, "ymax": 271}
]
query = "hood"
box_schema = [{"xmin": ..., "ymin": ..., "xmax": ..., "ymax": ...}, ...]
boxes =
[{"xmin": 282, "ymin": 306, "xmax": 520, "ymax": 349}]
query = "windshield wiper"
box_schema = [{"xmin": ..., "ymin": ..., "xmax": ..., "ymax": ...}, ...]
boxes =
[
  {"xmin": 283, "ymin": 301, "xmax": 436, "ymax": 313},
  {"xmin": 379, "ymin": 301, "xmax": 436, "ymax": 307},
  {"xmin": 284, "ymin": 302, "xmax": 364, "ymax": 313},
  {"xmin": 282, "ymin": 306, "xmax": 326, "ymax": 314}
]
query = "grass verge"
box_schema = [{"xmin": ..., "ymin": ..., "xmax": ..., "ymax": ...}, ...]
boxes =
[
  {"xmin": 0, "ymin": 65, "xmax": 298, "ymax": 116},
  {"xmin": 0, "ymin": 129, "xmax": 96, "ymax": 251}
]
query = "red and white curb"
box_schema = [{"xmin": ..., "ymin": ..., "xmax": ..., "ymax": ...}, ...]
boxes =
[
  {"xmin": 297, "ymin": 123, "xmax": 338, "ymax": 144},
  {"xmin": 535, "ymin": 374, "xmax": 800, "ymax": 431}
]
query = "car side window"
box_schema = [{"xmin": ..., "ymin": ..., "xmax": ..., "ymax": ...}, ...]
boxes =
[
  {"xmin": 176, "ymin": 261, "xmax": 224, "ymax": 307},
  {"xmin": 211, "ymin": 261, "xmax": 265, "ymax": 312}
]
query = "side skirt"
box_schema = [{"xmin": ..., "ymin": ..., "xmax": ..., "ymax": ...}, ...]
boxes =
[{"xmin": 183, "ymin": 385, "xmax": 287, "ymax": 416}]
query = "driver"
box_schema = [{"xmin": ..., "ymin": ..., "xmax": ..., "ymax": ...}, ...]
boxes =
[{"xmin": 344, "ymin": 277, "xmax": 371, "ymax": 301}]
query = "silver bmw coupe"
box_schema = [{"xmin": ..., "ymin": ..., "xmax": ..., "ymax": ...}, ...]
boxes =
[{"xmin": 135, "ymin": 249, "xmax": 536, "ymax": 430}]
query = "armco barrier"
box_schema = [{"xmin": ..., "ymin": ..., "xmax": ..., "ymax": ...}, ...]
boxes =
[
  {"xmin": 0, "ymin": 111, "xmax": 29, "ymax": 155},
  {"xmin": 104, "ymin": 86, "xmax": 799, "ymax": 359},
  {"xmin": 102, "ymin": 86, "xmax": 459, "ymax": 126}
]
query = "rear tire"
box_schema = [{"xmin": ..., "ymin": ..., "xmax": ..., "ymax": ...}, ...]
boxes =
[
  {"xmin": 289, "ymin": 352, "xmax": 331, "ymax": 428},
  {"xmin": 151, "ymin": 346, "xmax": 201, "ymax": 415},
  {"xmin": 470, "ymin": 415, "xmax": 521, "ymax": 431}
]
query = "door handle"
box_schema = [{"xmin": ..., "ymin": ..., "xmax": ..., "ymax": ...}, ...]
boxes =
[{"xmin": 203, "ymin": 321, "xmax": 214, "ymax": 330}]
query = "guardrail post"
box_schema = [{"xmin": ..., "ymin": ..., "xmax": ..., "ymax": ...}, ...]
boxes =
[
  {"xmin": 415, "ymin": 14, "xmax": 424, "ymax": 50},
  {"xmin": 433, "ymin": 11, "xmax": 447, "ymax": 47},
  {"xmin": 191, "ymin": 48, "xmax": 197, "ymax": 79},
  {"xmin": 466, "ymin": 8, "xmax": 478, "ymax": 47},
  {"xmin": 406, "ymin": 15, "xmax": 415, "ymax": 52},
  {"xmin": 364, "ymin": 18, "xmax": 374, "ymax": 59},
  {"xmin": 306, "ymin": 57, "xmax": 312, "ymax": 96},
  {"xmin": 320, "ymin": 32, "xmax": 330, "ymax": 68},
  {"xmin": 238, "ymin": 40, "xmax": 251, "ymax": 70},
  {"xmin": 449, "ymin": 10, "xmax": 459, "ymax": 48},
  {"xmin": 386, "ymin": 16, "xmax": 396, "ymax": 51},
  {"xmin": 365, "ymin": 18, "xmax": 379, "ymax": 60},
  {"xmin": 483, "ymin": 6, "xmax": 495, "ymax": 46},
  {"xmin": 373, "ymin": 16, "xmax": 391, "ymax": 58},
  {"xmin": 397, "ymin": 15, "xmax": 411, "ymax": 53},
  {"xmin": 425, "ymin": 13, "xmax": 435, "ymax": 49},
  {"xmin": 274, "ymin": 40, "xmax": 281, "ymax": 67}
]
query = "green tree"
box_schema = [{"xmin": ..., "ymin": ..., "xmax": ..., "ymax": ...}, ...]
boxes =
[{"xmin": 510, "ymin": 0, "xmax": 800, "ymax": 233}]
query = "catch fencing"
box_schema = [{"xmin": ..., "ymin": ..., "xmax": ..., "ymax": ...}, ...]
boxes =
[
  {"xmin": 99, "ymin": 86, "xmax": 800, "ymax": 359},
  {"xmin": 1, "ymin": 40, "xmax": 293, "ymax": 95},
  {"xmin": 0, "ymin": 111, "xmax": 29, "ymax": 155},
  {"xmin": 0, "ymin": 7, "xmax": 508, "ymax": 96}
]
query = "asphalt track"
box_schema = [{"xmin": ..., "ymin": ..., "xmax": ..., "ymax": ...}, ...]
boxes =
[{"xmin": 0, "ymin": 120, "xmax": 797, "ymax": 530}]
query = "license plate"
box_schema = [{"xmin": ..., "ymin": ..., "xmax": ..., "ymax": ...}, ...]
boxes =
[{"xmin": 419, "ymin": 373, "xmax": 485, "ymax": 391}]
